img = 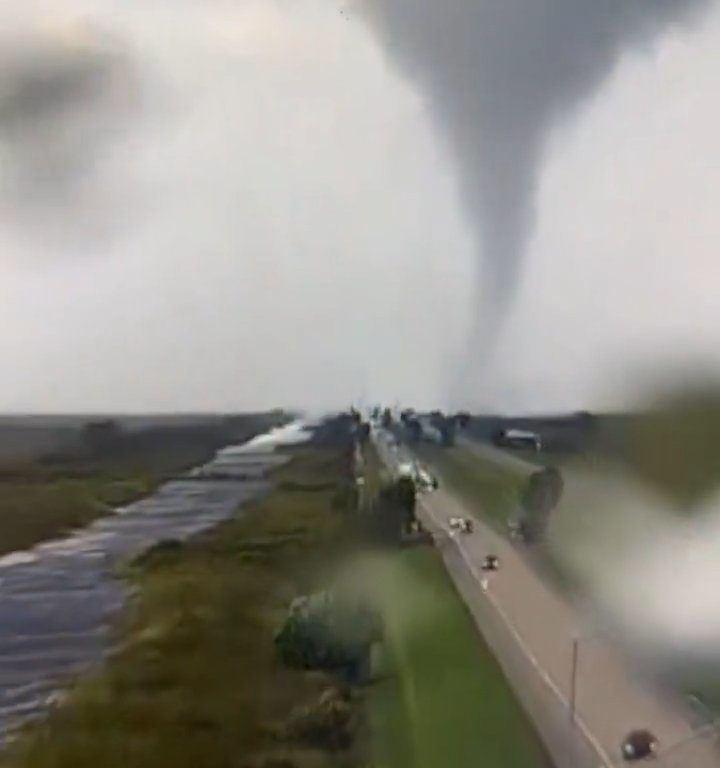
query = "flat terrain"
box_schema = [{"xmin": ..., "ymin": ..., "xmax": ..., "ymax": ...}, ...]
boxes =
[
  {"xmin": 0, "ymin": 413, "xmax": 283, "ymax": 556},
  {"xmin": 361, "ymin": 443, "xmax": 551, "ymax": 768},
  {"xmin": 2, "ymin": 442, "xmax": 361, "ymax": 768},
  {"xmin": 366, "ymin": 549, "xmax": 552, "ymax": 768},
  {"xmin": 415, "ymin": 439, "xmax": 530, "ymax": 531}
]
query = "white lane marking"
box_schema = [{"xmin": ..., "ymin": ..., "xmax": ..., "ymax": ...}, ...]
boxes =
[
  {"xmin": 418, "ymin": 497, "xmax": 613, "ymax": 768},
  {"xmin": 375, "ymin": 437, "xmax": 714, "ymax": 768}
]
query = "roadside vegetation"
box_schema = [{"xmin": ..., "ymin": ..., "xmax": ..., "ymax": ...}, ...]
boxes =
[
  {"xmin": 0, "ymin": 413, "xmax": 283, "ymax": 556},
  {"xmin": 414, "ymin": 443, "xmax": 528, "ymax": 530},
  {"xmin": 2, "ymin": 419, "xmax": 551, "ymax": 768},
  {"xmin": 2, "ymin": 434, "xmax": 363, "ymax": 768}
]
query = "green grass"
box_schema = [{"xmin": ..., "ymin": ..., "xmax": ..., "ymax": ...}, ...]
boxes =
[
  {"xmin": 415, "ymin": 445, "xmax": 527, "ymax": 531},
  {"xmin": 1, "ymin": 446, "xmax": 359, "ymax": 768},
  {"xmin": 3, "ymin": 434, "xmax": 551, "ymax": 768},
  {"xmin": 0, "ymin": 416, "xmax": 283, "ymax": 557},
  {"xmin": 366, "ymin": 548, "xmax": 551, "ymax": 768},
  {"xmin": 0, "ymin": 474, "xmax": 160, "ymax": 556}
]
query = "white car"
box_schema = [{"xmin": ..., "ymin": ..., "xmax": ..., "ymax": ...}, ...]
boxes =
[
  {"xmin": 397, "ymin": 461, "xmax": 415, "ymax": 478},
  {"xmin": 415, "ymin": 467, "xmax": 439, "ymax": 491},
  {"xmin": 449, "ymin": 517, "xmax": 473, "ymax": 534}
]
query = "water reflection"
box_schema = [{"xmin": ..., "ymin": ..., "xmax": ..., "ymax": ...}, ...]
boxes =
[{"xmin": 0, "ymin": 421, "xmax": 309, "ymax": 738}]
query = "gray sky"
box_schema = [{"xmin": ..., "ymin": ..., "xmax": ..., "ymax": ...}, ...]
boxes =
[{"xmin": 0, "ymin": 0, "xmax": 719, "ymax": 413}]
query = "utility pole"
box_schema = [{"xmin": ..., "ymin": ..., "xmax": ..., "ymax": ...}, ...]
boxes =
[{"xmin": 569, "ymin": 636, "xmax": 580, "ymax": 724}]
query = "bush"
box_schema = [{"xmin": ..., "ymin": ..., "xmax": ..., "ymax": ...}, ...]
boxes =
[
  {"xmin": 274, "ymin": 592, "xmax": 381, "ymax": 684},
  {"xmin": 281, "ymin": 687, "xmax": 354, "ymax": 750}
]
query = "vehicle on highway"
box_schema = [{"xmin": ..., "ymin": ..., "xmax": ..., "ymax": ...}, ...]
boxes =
[
  {"xmin": 397, "ymin": 461, "xmax": 438, "ymax": 493},
  {"xmin": 493, "ymin": 428, "xmax": 542, "ymax": 452},
  {"xmin": 507, "ymin": 518, "xmax": 524, "ymax": 541},
  {"xmin": 397, "ymin": 461, "xmax": 415, "ymax": 478},
  {"xmin": 621, "ymin": 729, "xmax": 658, "ymax": 761},
  {"xmin": 481, "ymin": 554, "xmax": 499, "ymax": 571},
  {"xmin": 415, "ymin": 466, "xmax": 439, "ymax": 492},
  {"xmin": 449, "ymin": 517, "xmax": 473, "ymax": 534}
]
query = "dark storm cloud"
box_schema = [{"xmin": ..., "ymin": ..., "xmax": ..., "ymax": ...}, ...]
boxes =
[
  {"xmin": 0, "ymin": 27, "xmax": 141, "ymax": 253},
  {"xmin": 362, "ymin": 0, "xmax": 712, "ymax": 319}
]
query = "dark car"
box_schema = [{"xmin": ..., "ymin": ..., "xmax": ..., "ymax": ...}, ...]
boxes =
[
  {"xmin": 482, "ymin": 555, "xmax": 499, "ymax": 572},
  {"xmin": 621, "ymin": 729, "xmax": 658, "ymax": 761}
]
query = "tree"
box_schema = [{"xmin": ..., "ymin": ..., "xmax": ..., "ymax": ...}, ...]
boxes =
[
  {"xmin": 429, "ymin": 410, "xmax": 443, "ymax": 427},
  {"xmin": 439, "ymin": 418, "xmax": 456, "ymax": 447},
  {"xmin": 406, "ymin": 418, "xmax": 422, "ymax": 443},
  {"xmin": 275, "ymin": 592, "xmax": 382, "ymax": 683},
  {"xmin": 381, "ymin": 408, "xmax": 393, "ymax": 428},
  {"xmin": 357, "ymin": 422, "xmax": 371, "ymax": 444},
  {"xmin": 383, "ymin": 476, "xmax": 416, "ymax": 522},
  {"xmin": 367, "ymin": 477, "xmax": 417, "ymax": 544}
]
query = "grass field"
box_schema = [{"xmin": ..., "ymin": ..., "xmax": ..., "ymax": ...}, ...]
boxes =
[
  {"xmin": 0, "ymin": 474, "xmax": 158, "ymax": 556},
  {"xmin": 365, "ymin": 549, "xmax": 551, "ymax": 768},
  {"xmin": 360, "ymin": 441, "xmax": 550, "ymax": 768},
  {"xmin": 0, "ymin": 415, "xmax": 282, "ymax": 557},
  {"xmin": 414, "ymin": 444, "xmax": 528, "ymax": 531},
  {"xmin": 3, "ymin": 430, "xmax": 551, "ymax": 768},
  {"xmin": 2, "ymin": 445, "xmax": 360, "ymax": 768},
  {"xmin": 416, "ymin": 443, "xmax": 585, "ymax": 592}
]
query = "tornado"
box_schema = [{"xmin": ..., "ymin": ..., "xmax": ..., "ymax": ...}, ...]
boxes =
[{"xmin": 362, "ymin": 0, "xmax": 711, "ymax": 339}]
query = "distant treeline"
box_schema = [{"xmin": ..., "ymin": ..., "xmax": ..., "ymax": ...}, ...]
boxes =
[{"xmin": 40, "ymin": 411, "xmax": 289, "ymax": 470}]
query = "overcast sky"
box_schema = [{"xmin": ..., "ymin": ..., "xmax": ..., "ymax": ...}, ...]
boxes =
[{"xmin": 0, "ymin": 0, "xmax": 719, "ymax": 413}]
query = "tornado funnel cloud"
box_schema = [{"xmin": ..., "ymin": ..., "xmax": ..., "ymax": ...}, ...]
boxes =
[{"xmin": 362, "ymin": 0, "xmax": 711, "ymax": 346}]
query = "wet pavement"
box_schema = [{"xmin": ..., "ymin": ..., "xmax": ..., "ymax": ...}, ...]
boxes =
[{"xmin": 0, "ymin": 421, "xmax": 309, "ymax": 739}]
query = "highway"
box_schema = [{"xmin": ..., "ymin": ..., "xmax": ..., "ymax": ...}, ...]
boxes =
[{"xmin": 375, "ymin": 430, "xmax": 720, "ymax": 768}]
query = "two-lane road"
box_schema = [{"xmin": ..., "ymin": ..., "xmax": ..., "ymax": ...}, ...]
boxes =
[{"xmin": 375, "ymin": 432, "xmax": 720, "ymax": 768}]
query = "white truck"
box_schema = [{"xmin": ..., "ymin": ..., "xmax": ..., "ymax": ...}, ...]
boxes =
[{"xmin": 448, "ymin": 517, "xmax": 473, "ymax": 534}]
